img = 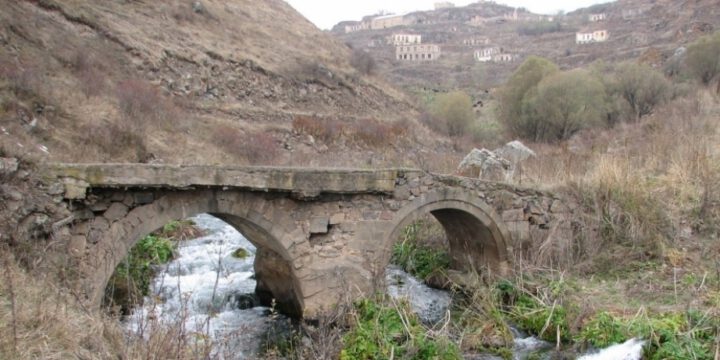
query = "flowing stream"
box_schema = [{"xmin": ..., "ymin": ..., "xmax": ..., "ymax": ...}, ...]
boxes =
[{"xmin": 127, "ymin": 213, "xmax": 645, "ymax": 359}]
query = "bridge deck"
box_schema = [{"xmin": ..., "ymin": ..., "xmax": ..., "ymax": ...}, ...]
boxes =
[{"xmin": 43, "ymin": 163, "xmax": 424, "ymax": 195}]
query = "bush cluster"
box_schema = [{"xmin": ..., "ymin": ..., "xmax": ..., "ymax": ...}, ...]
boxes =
[
  {"xmin": 212, "ymin": 126, "xmax": 278, "ymax": 164},
  {"xmin": 499, "ymin": 57, "xmax": 672, "ymax": 142},
  {"xmin": 291, "ymin": 115, "xmax": 407, "ymax": 147}
]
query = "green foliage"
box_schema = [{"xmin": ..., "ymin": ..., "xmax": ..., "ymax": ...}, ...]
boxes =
[
  {"xmin": 686, "ymin": 31, "xmax": 720, "ymax": 87},
  {"xmin": 231, "ymin": 247, "xmax": 250, "ymax": 259},
  {"xmin": 498, "ymin": 56, "xmax": 559, "ymax": 139},
  {"xmin": 391, "ymin": 222, "xmax": 450, "ymax": 280},
  {"xmin": 430, "ymin": 91, "xmax": 475, "ymax": 137},
  {"xmin": 496, "ymin": 279, "xmax": 572, "ymax": 343},
  {"xmin": 340, "ymin": 298, "xmax": 461, "ymax": 360},
  {"xmin": 104, "ymin": 234, "xmax": 175, "ymax": 314},
  {"xmin": 578, "ymin": 312, "xmax": 628, "ymax": 348},
  {"xmin": 611, "ymin": 62, "xmax": 671, "ymax": 121},
  {"xmin": 507, "ymin": 293, "xmax": 571, "ymax": 343},
  {"xmin": 521, "ymin": 69, "xmax": 607, "ymax": 142},
  {"xmin": 577, "ymin": 310, "xmax": 719, "ymax": 360}
]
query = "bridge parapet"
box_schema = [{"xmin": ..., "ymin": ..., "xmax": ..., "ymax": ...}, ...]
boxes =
[{"xmin": 43, "ymin": 163, "xmax": 421, "ymax": 199}]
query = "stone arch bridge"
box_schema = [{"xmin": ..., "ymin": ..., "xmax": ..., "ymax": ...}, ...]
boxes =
[{"xmin": 43, "ymin": 164, "xmax": 573, "ymax": 317}]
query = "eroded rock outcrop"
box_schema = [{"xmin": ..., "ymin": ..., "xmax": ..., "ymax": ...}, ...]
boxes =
[{"xmin": 457, "ymin": 141, "xmax": 536, "ymax": 182}]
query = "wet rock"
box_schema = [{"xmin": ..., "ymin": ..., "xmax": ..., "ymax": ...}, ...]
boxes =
[{"xmin": 230, "ymin": 293, "xmax": 259, "ymax": 310}]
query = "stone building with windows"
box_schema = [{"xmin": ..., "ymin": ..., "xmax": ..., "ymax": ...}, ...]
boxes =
[
  {"xmin": 474, "ymin": 47, "xmax": 515, "ymax": 63},
  {"xmin": 589, "ymin": 13, "xmax": 607, "ymax": 22},
  {"xmin": 576, "ymin": 28, "xmax": 609, "ymax": 44},
  {"xmin": 463, "ymin": 37, "xmax": 490, "ymax": 46},
  {"xmin": 344, "ymin": 22, "xmax": 369, "ymax": 33},
  {"xmin": 435, "ymin": 2, "xmax": 455, "ymax": 9},
  {"xmin": 389, "ymin": 33, "xmax": 422, "ymax": 45},
  {"xmin": 396, "ymin": 44, "xmax": 441, "ymax": 61},
  {"xmin": 370, "ymin": 14, "xmax": 408, "ymax": 30},
  {"xmin": 474, "ymin": 47, "xmax": 501, "ymax": 62}
]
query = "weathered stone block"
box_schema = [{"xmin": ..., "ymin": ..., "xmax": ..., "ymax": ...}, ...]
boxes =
[
  {"xmin": 89, "ymin": 200, "xmax": 111, "ymax": 212},
  {"xmin": 103, "ymin": 202, "xmax": 128, "ymax": 221},
  {"xmin": 69, "ymin": 235, "xmax": 87, "ymax": 256},
  {"xmin": 393, "ymin": 185, "xmax": 410, "ymax": 200},
  {"xmin": 309, "ymin": 217, "xmax": 329, "ymax": 234},
  {"xmin": 133, "ymin": 192, "xmax": 155, "ymax": 205},
  {"xmin": 329, "ymin": 213, "xmax": 345, "ymax": 225},
  {"xmin": 64, "ymin": 178, "xmax": 89, "ymax": 199},
  {"xmin": 502, "ymin": 208, "xmax": 525, "ymax": 222}
]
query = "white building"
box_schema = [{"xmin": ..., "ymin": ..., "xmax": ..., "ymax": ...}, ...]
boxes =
[
  {"xmin": 588, "ymin": 13, "xmax": 607, "ymax": 22},
  {"xmin": 576, "ymin": 29, "xmax": 609, "ymax": 44},
  {"xmin": 344, "ymin": 22, "xmax": 369, "ymax": 33},
  {"xmin": 435, "ymin": 2, "xmax": 455, "ymax": 9},
  {"xmin": 389, "ymin": 33, "xmax": 422, "ymax": 45},
  {"xmin": 474, "ymin": 47, "xmax": 501, "ymax": 62},
  {"xmin": 370, "ymin": 14, "xmax": 408, "ymax": 30},
  {"xmin": 396, "ymin": 44, "xmax": 441, "ymax": 61}
]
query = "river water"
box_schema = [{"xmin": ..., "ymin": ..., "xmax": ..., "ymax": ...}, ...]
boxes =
[{"xmin": 126, "ymin": 213, "xmax": 644, "ymax": 359}]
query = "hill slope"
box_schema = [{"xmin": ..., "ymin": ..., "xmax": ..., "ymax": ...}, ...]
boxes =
[
  {"xmin": 0, "ymin": 0, "xmax": 433, "ymax": 166},
  {"xmin": 334, "ymin": 0, "xmax": 719, "ymax": 93}
]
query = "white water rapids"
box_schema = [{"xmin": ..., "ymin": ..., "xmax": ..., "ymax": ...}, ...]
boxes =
[{"xmin": 125, "ymin": 213, "xmax": 645, "ymax": 360}]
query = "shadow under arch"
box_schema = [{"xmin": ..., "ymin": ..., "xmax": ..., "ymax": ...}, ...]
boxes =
[
  {"xmin": 384, "ymin": 189, "xmax": 513, "ymax": 276},
  {"xmin": 88, "ymin": 190, "xmax": 304, "ymax": 317}
]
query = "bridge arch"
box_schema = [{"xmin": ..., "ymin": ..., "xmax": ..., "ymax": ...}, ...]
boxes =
[
  {"xmin": 384, "ymin": 188, "xmax": 512, "ymax": 275},
  {"xmin": 86, "ymin": 190, "xmax": 306, "ymax": 317}
]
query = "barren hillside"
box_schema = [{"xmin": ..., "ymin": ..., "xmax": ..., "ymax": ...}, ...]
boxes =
[{"xmin": 0, "ymin": 0, "xmax": 440, "ymax": 166}]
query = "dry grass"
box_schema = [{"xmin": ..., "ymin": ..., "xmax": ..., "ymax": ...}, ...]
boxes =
[{"xmin": 518, "ymin": 89, "xmax": 720, "ymax": 269}]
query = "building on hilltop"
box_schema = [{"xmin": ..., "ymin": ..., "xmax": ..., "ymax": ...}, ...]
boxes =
[
  {"xmin": 576, "ymin": 28, "xmax": 609, "ymax": 44},
  {"xmin": 435, "ymin": 2, "xmax": 455, "ymax": 10},
  {"xmin": 370, "ymin": 14, "xmax": 409, "ymax": 30},
  {"xmin": 463, "ymin": 37, "xmax": 490, "ymax": 46},
  {"xmin": 589, "ymin": 13, "xmax": 607, "ymax": 22},
  {"xmin": 491, "ymin": 53, "xmax": 515, "ymax": 62},
  {"xmin": 474, "ymin": 47, "xmax": 500, "ymax": 61},
  {"xmin": 396, "ymin": 44, "xmax": 441, "ymax": 61},
  {"xmin": 474, "ymin": 47, "xmax": 515, "ymax": 63},
  {"xmin": 344, "ymin": 21, "xmax": 369, "ymax": 33},
  {"xmin": 389, "ymin": 33, "xmax": 422, "ymax": 45}
]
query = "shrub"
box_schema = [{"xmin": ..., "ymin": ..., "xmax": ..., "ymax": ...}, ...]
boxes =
[
  {"xmin": 611, "ymin": 62, "xmax": 671, "ymax": 121},
  {"xmin": 350, "ymin": 49, "xmax": 376, "ymax": 76},
  {"xmin": 85, "ymin": 122, "xmax": 149, "ymax": 162},
  {"xmin": 685, "ymin": 31, "xmax": 720, "ymax": 90},
  {"xmin": 391, "ymin": 220, "xmax": 450, "ymax": 281},
  {"xmin": 430, "ymin": 91, "xmax": 475, "ymax": 137},
  {"xmin": 115, "ymin": 79, "xmax": 174, "ymax": 130},
  {"xmin": 350, "ymin": 118, "xmax": 407, "ymax": 146},
  {"xmin": 103, "ymin": 234, "xmax": 175, "ymax": 315},
  {"xmin": 340, "ymin": 298, "xmax": 461, "ymax": 360},
  {"xmin": 292, "ymin": 115, "xmax": 345, "ymax": 143},
  {"xmin": 212, "ymin": 126, "xmax": 278, "ymax": 164},
  {"xmin": 498, "ymin": 56, "xmax": 558, "ymax": 139},
  {"xmin": 520, "ymin": 69, "xmax": 607, "ymax": 142}
]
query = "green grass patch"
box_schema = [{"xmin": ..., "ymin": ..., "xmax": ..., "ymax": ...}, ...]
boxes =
[
  {"xmin": 578, "ymin": 310, "xmax": 719, "ymax": 359},
  {"xmin": 102, "ymin": 219, "xmax": 203, "ymax": 315},
  {"xmin": 341, "ymin": 298, "xmax": 461, "ymax": 360},
  {"xmin": 391, "ymin": 220, "xmax": 450, "ymax": 281}
]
